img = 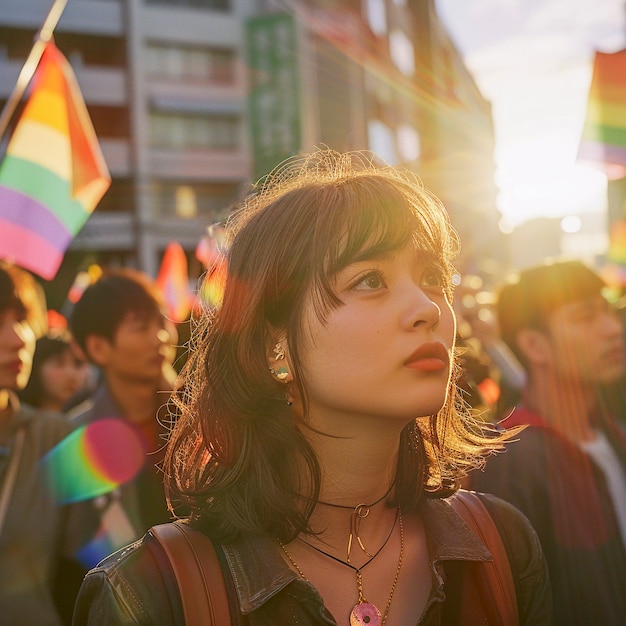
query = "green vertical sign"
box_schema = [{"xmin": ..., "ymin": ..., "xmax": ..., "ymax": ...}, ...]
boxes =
[{"xmin": 246, "ymin": 13, "xmax": 301, "ymax": 180}]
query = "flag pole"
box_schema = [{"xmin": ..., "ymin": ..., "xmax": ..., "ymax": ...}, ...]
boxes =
[{"xmin": 0, "ymin": 0, "xmax": 68, "ymax": 140}]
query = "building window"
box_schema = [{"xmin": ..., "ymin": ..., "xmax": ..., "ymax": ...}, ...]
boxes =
[
  {"xmin": 363, "ymin": 0, "xmax": 387, "ymax": 36},
  {"xmin": 144, "ymin": 0, "xmax": 230, "ymax": 10},
  {"xmin": 89, "ymin": 106, "xmax": 130, "ymax": 139},
  {"xmin": 96, "ymin": 178, "xmax": 135, "ymax": 213},
  {"xmin": 368, "ymin": 119, "xmax": 398, "ymax": 165},
  {"xmin": 149, "ymin": 112, "xmax": 239, "ymax": 149},
  {"xmin": 389, "ymin": 29, "xmax": 415, "ymax": 77},
  {"xmin": 145, "ymin": 43, "xmax": 236, "ymax": 83},
  {"xmin": 150, "ymin": 182, "xmax": 238, "ymax": 219},
  {"xmin": 0, "ymin": 28, "xmax": 125, "ymax": 66},
  {"xmin": 54, "ymin": 33, "xmax": 127, "ymax": 67},
  {"xmin": 397, "ymin": 124, "xmax": 421, "ymax": 162},
  {"xmin": 175, "ymin": 186, "xmax": 198, "ymax": 218}
]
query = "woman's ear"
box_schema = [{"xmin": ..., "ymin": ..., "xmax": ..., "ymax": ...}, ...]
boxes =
[{"xmin": 266, "ymin": 334, "xmax": 294, "ymax": 384}]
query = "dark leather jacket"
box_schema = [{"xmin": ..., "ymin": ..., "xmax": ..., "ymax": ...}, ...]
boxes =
[{"xmin": 73, "ymin": 492, "xmax": 552, "ymax": 625}]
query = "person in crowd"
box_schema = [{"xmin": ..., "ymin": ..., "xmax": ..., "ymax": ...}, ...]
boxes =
[
  {"xmin": 0, "ymin": 261, "xmax": 74, "ymax": 625},
  {"xmin": 65, "ymin": 268, "xmax": 177, "ymax": 573},
  {"xmin": 599, "ymin": 296, "xmax": 626, "ymax": 429},
  {"xmin": 18, "ymin": 329, "xmax": 91, "ymax": 413},
  {"xmin": 469, "ymin": 259, "xmax": 626, "ymax": 625},
  {"xmin": 74, "ymin": 150, "xmax": 551, "ymax": 625},
  {"xmin": 454, "ymin": 274, "xmax": 527, "ymax": 421}
]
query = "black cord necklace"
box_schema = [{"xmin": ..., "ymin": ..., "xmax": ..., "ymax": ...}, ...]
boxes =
[
  {"xmin": 299, "ymin": 506, "xmax": 399, "ymax": 571},
  {"xmin": 280, "ymin": 508, "xmax": 403, "ymax": 626},
  {"xmin": 316, "ymin": 485, "xmax": 393, "ymax": 561}
]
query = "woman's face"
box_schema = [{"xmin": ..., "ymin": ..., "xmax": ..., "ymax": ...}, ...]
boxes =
[
  {"xmin": 0, "ymin": 307, "xmax": 35, "ymax": 391},
  {"xmin": 294, "ymin": 243, "xmax": 456, "ymax": 433},
  {"xmin": 39, "ymin": 347, "xmax": 88, "ymax": 410}
]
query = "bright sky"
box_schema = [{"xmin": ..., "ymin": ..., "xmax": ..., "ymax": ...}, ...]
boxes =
[{"xmin": 435, "ymin": 0, "xmax": 626, "ymax": 231}]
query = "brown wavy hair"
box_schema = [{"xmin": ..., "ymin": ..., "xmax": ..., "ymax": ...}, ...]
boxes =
[{"xmin": 164, "ymin": 150, "xmax": 507, "ymax": 543}]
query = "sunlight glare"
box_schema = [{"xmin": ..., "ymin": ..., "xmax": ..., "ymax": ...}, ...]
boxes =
[
  {"xmin": 560, "ymin": 215, "xmax": 582, "ymax": 233},
  {"xmin": 495, "ymin": 137, "xmax": 608, "ymax": 228}
]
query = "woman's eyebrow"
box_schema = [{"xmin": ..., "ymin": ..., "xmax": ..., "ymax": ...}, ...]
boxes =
[
  {"xmin": 345, "ymin": 248, "xmax": 395, "ymax": 265},
  {"xmin": 339, "ymin": 247, "xmax": 440, "ymax": 270}
]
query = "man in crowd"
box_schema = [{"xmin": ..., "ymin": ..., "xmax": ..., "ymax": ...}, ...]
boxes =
[
  {"xmin": 470, "ymin": 259, "xmax": 626, "ymax": 625},
  {"xmin": 67, "ymin": 268, "xmax": 177, "ymax": 571}
]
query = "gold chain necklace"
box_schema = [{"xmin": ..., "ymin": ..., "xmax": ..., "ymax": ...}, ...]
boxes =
[{"xmin": 280, "ymin": 509, "xmax": 404, "ymax": 626}]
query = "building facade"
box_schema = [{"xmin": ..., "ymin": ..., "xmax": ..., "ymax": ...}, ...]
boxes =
[{"xmin": 0, "ymin": 0, "xmax": 503, "ymax": 308}]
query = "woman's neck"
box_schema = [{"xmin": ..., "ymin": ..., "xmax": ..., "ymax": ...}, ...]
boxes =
[{"xmin": 310, "ymin": 430, "xmax": 399, "ymax": 506}]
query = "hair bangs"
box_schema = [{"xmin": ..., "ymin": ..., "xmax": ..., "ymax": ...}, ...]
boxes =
[
  {"xmin": 306, "ymin": 175, "xmax": 456, "ymax": 323},
  {"xmin": 327, "ymin": 184, "xmax": 415, "ymax": 273}
]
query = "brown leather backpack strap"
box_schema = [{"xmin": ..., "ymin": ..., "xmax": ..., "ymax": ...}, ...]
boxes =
[
  {"xmin": 149, "ymin": 521, "xmax": 232, "ymax": 626},
  {"xmin": 450, "ymin": 489, "xmax": 519, "ymax": 626}
]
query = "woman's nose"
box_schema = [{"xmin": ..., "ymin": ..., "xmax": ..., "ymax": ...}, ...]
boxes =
[
  {"xmin": 8, "ymin": 322, "xmax": 28, "ymax": 348},
  {"xmin": 403, "ymin": 287, "xmax": 441, "ymax": 331}
]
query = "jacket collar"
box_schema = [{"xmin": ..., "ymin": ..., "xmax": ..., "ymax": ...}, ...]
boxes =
[{"xmin": 222, "ymin": 496, "xmax": 492, "ymax": 614}]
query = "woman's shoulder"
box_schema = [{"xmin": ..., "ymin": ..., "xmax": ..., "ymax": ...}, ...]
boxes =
[
  {"xmin": 447, "ymin": 489, "xmax": 544, "ymax": 572},
  {"xmin": 73, "ymin": 530, "xmax": 181, "ymax": 626},
  {"xmin": 472, "ymin": 491, "xmax": 543, "ymax": 562}
]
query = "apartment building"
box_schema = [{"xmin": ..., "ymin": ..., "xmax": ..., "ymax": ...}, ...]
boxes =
[{"xmin": 0, "ymin": 0, "xmax": 503, "ymax": 306}]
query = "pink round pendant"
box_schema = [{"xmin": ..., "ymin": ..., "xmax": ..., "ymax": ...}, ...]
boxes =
[{"xmin": 350, "ymin": 602, "xmax": 382, "ymax": 626}]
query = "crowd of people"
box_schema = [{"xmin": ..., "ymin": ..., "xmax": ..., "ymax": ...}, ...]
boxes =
[
  {"xmin": 0, "ymin": 263, "xmax": 177, "ymax": 624},
  {"xmin": 2, "ymin": 148, "xmax": 626, "ymax": 625}
]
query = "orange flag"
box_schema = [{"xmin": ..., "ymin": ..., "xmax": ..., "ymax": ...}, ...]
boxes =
[{"xmin": 156, "ymin": 241, "xmax": 192, "ymax": 322}]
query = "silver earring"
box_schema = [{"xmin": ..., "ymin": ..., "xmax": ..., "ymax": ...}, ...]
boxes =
[
  {"xmin": 269, "ymin": 366, "xmax": 289, "ymax": 381},
  {"xmin": 273, "ymin": 343, "xmax": 285, "ymax": 360}
]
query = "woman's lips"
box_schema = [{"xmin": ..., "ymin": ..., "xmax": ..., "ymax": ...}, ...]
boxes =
[
  {"xmin": 3, "ymin": 359, "xmax": 24, "ymax": 374},
  {"xmin": 405, "ymin": 342, "xmax": 450, "ymax": 372}
]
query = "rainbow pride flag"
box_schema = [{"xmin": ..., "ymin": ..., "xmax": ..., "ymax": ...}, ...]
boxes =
[
  {"xmin": 578, "ymin": 49, "xmax": 626, "ymax": 180},
  {"xmin": 0, "ymin": 42, "xmax": 110, "ymax": 280}
]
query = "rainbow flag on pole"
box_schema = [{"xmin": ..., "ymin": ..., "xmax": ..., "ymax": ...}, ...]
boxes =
[
  {"xmin": 577, "ymin": 49, "xmax": 626, "ymax": 180},
  {"xmin": 0, "ymin": 42, "xmax": 110, "ymax": 280}
]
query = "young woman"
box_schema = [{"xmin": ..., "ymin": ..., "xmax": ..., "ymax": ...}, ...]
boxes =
[
  {"xmin": 18, "ymin": 329, "xmax": 91, "ymax": 412},
  {"xmin": 74, "ymin": 150, "xmax": 551, "ymax": 625}
]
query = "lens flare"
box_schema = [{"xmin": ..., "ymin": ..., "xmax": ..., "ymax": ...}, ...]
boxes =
[{"xmin": 41, "ymin": 418, "xmax": 146, "ymax": 504}]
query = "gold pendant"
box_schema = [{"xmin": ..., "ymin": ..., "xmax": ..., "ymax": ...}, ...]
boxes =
[{"xmin": 350, "ymin": 602, "xmax": 382, "ymax": 626}]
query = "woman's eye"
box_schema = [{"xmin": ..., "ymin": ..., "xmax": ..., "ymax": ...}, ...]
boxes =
[
  {"xmin": 353, "ymin": 271, "xmax": 385, "ymax": 291},
  {"xmin": 422, "ymin": 267, "xmax": 444, "ymax": 288}
]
